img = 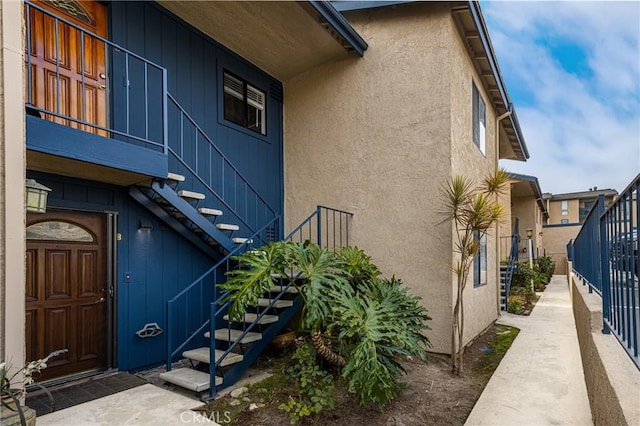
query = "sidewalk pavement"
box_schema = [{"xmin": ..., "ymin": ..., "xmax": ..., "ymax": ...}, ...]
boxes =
[{"xmin": 465, "ymin": 275, "xmax": 593, "ymax": 426}]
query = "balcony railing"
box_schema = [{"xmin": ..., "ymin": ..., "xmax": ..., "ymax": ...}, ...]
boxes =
[
  {"xmin": 25, "ymin": 1, "xmax": 168, "ymax": 153},
  {"xmin": 570, "ymin": 174, "xmax": 639, "ymax": 368}
]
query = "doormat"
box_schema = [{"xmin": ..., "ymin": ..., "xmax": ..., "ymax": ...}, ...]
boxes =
[{"xmin": 26, "ymin": 372, "xmax": 148, "ymax": 417}]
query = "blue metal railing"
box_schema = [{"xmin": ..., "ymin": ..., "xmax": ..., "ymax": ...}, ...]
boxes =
[
  {"xmin": 166, "ymin": 216, "xmax": 280, "ymax": 372},
  {"xmin": 285, "ymin": 205, "xmax": 353, "ymax": 249},
  {"xmin": 166, "ymin": 94, "xmax": 278, "ymax": 235},
  {"xmin": 571, "ymin": 174, "xmax": 639, "ymax": 368},
  {"xmin": 503, "ymin": 218, "xmax": 520, "ymax": 310},
  {"xmin": 25, "ymin": 1, "xmax": 168, "ymax": 153}
]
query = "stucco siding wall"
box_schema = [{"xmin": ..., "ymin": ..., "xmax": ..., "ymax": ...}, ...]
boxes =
[
  {"xmin": 284, "ymin": 3, "xmax": 455, "ymax": 353},
  {"xmin": 0, "ymin": 0, "xmax": 26, "ymax": 374},
  {"xmin": 543, "ymin": 224, "xmax": 581, "ymax": 275},
  {"xmin": 448, "ymin": 14, "xmax": 499, "ymax": 346}
]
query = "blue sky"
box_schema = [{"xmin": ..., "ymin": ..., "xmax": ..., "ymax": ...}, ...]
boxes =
[{"xmin": 482, "ymin": 1, "xmax": 640, "ymax": 194}]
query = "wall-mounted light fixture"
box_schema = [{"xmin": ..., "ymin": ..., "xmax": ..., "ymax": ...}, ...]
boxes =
[
  {"xmin": 525, "ymin": 228, "xmax": 533, "ymax": 239},
  {"xmin": 139, "ymin": 218, "xmax": 153, "ymax": 231},
  {"xmin": 26, "ymin": 178, "xmax": 52, "ymax": 213}
]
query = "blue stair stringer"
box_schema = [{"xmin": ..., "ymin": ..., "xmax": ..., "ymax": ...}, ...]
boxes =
[{"xmin": 130, "ymin": 180, "xmax": 237, "ymax": 255}]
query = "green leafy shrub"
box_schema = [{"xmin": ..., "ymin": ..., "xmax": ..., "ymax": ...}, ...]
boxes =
[
  {"xmin": 507, "ymin": 300, "xmax": 523, "ymax": 315},
  {"xmin": 534, "ymin": 256, "xmax": 555, "ymax": 284},
  {"xmin": 220, "ymin": 242, "xmax": 432, "ymax": 418},
  {"xmin": 511, "ymin": 263, "xmax": 536, "ymax": 288},
  {"xmin": 278, "ymin": 341, "xmax": 335, "ymax": 424}
]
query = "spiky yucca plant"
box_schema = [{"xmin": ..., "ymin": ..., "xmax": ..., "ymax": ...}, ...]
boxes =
[
  {"xmin": 219, "ymin": 242, "xmax": 431, "ymax": 409},
  {"xmin": 441, "ymin": 168, "xmax": 508, "ymax": 375}
]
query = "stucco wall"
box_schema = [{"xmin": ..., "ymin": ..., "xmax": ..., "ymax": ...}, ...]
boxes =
[
  {"xmin": 284, "ymin": 2, "xmax": 503, "ymax": 353},
  {"xmin": 548, "ymin": 199, "xmax": 580, "ymax": 224},
  {"xmin": 543, "ymin": 224, "xmax": 581, "ymax": 275},
  {"xmin": 284, "ymin": 3, "xmax": 457, "ymax": 353},
  {"xmin": 571, "ymin": 273, "xmax": 640, "ymax": 425},
  {"xmin": 0, "ymin": 0, "xmax": 26, "ymax": 379},
  {"xmin": 448, "ymin": 11, "xmax": 499, "ymax": 346}
]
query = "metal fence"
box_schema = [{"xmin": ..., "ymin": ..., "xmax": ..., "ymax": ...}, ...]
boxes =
[{"xmin": 570, "ymin": 174, "xmax": 639, "ymax": 368}]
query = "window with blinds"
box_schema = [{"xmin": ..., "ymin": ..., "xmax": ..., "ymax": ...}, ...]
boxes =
[{"xmin": 223, "ymin": 71, "xmax": 266, "ymax": 135}]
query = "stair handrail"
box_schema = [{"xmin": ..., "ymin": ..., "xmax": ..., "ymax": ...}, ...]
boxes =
[
  {"xmin": 166, "ymin": 215, "xmax": 281, "ymax": 371},
  {"xmin": 503, "ymin": 218, "xmax": 520, "ymax": 309},
  {"xmin": 167, "ymin": 93, "xmax": 277, "ymax": 233}
]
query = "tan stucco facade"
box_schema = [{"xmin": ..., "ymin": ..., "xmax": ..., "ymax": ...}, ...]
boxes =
[
  {"xmin": 512, "ymin": 196, "xmax": 544, "ymax": 262},
  {"xmin": 0, "ymin": 0, "xmax": 26, "ymax": 381},
  {"xmin": 284, "ymin": 3, "xmax": 502, "ymax": 353},
  {"xmin": 543, "ymin": 224, "xmax": 582, "ymax": 275}
]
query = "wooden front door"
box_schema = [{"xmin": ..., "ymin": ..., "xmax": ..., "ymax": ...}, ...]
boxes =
[
  {"xmin": 26, "ymin": 211, "xmax": 108, "ymax": 382},
  {"xmin": 26, "ymin": 0, "xmax": 108, "ymax": 136}
]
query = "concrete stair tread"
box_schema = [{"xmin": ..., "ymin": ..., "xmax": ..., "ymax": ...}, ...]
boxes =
[
  {"xmin": 198, "ymin": 207, "xmax": 223, "ymax": 216},
  {"xmin": 270, "ymin": 285, "xmax": 298, "ymax": 294},
  {"xmin": 216, "ymin": 223, "xmax": 240, "ymax": 231},
  {"xmin": 159, "ymin": 368, "xmax": 222, "ymax": 392},
  {"xmin": 232, "ymin": 237, "xmax": 253, "ymax": 244},
  {"xmin": 223, "ymin": 313, "xmax": 279, "ymax": 324},
  {"xmin": 182, "ymin": 347, "xmax": 244, "ymax": 367},
  {"xmin": 205, "ymin": 329, "xmax": 262, "ymax": 344},
  {"xmin": 166, "ymin": 172, "xmax": 185, "ymax": 182},
  {"xmin": 257, "ymin": 298, "xmax": 294, "ymax": 308},
  {"xmin": 177, "ymin": 190, "xmax": 205, "ymax": 201}
]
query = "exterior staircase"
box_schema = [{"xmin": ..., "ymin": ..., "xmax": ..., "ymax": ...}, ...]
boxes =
[
  {"xmin": 159, "ymin": 281, "xmax": 301, "ymax": 394},
  {"xmin": 501, "ymin": 219, "xmax": 520, "ymax": 311},
  {"xmin": 129, "ymin": 172, "xmax": 256, "ymax": 257}
]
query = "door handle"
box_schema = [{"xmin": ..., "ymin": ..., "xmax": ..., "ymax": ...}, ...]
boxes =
[
  {"xmin": 95, "ymin": 297, "xmax": 106, "ymax": 304},
  {"xmin": 97, "ymin": 83, "xmax": 106, "ymax": 90}
]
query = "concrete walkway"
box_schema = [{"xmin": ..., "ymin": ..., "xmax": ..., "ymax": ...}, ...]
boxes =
[
  {"xmin": 36, "ymin": 384, "xmax": 219, "ymax": 425},
  {"xmin": 465, "ymin": 275, "xmax": 592, "ymax": 426}
]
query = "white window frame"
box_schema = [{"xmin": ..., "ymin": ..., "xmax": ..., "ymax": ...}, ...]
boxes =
[
  {"xmin": 472, "ymin": 82, "xmax": 486, "ymax": 156},
  {"xmin": 222, "ymin": 71, "xmax": 266, "ymax": 135},
  {"xmin": 473, "ymin": 230, "xmax": 488, "ymax": 287}
]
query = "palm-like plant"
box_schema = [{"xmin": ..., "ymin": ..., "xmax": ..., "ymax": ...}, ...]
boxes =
[
  {"xmin": 441, "ymin": 168, "xmax": 508, "ymax": 375},
  {"xmin": 219, "ymin": 242, "xmax": 431, "ymax": 408}
]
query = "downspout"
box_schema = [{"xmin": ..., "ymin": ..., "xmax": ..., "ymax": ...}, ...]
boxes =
[{"xmin": 495, "ymin": 109, "xmax": 512, "ymax": 317}]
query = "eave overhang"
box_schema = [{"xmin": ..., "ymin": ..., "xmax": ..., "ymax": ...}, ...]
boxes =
[
  {"xmin": 509, "ymin": 173, "xmax": 548, "ymax": 218},
  {"xmin": 452, "ymin": 1, "xmax": 529, "ymax": 161},
  {"xmin": 156, "ymin": 1, "xmax": 367, "ymax": 81}
]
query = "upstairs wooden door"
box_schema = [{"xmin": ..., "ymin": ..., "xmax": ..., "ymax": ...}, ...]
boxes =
[
  {"xmin": 26, "ymin": 211, "xmax": 108, "ymax": 382},
  {"xmin": 26, "ymin": 0, "xmax": 108, "ymax": 136}
]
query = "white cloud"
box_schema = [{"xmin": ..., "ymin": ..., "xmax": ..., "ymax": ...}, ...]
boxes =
[{"xmin": 484, "ymin": 1, "xmax": 640, "ymax": 194}]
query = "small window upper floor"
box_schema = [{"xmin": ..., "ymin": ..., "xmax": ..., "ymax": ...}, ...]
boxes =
[{"xmin": 472, "ymin": 81, "xmax": 486, "ymax": 156}]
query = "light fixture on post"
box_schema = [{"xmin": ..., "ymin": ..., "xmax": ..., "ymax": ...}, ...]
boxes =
[
  {"xmin": 139, "ymin": 217, "xmax": 153, "ymax": 231},
  {"xmin": 526, "ymin": 228, "xmax": 534, "ymax": 291},
  {"xmin": 25, "ymin": 178, "xmax": 52, "ymax": 213}
]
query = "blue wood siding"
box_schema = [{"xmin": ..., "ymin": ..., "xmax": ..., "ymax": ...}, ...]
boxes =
[
  {"xmin": 30, "ymin": 172, "xmax": 213, "ymax": 371},
  {"xmin": 109, "ymin": 1, "xmax": 284, "ymax": 220}
]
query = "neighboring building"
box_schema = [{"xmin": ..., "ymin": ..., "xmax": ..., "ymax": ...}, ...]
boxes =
[
  {"xmin": 542, "ymin": 188, "xmax": 618, "ymax": 274},
  {"xmin": 0, "ymin": 0, "xmax": 528, "ymax": 394},
  {"xmin": 544, "ymin": 188, "xmax": 618, "ymax": 225}
]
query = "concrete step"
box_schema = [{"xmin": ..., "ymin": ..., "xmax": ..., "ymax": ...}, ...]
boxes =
[
  {"xmin": 182, "ymin": 347, "xmax": 244, "ymax": 367},
  {"xmin": 216, "ymin": 223, "xmax": 240, "ymax": 232},
  {"xmin": 223, "ymin": 313, "xmax": 279, "ymax": 325},
  {"xmin": 270, "ymin": 285, "xmax": 298, "ymax": 294},
  {"xmin": 257, "ymin": 298, "xmax": 294, "ymax": 308},
  {"xmin": 177, "ymin": 190, "xmax": 205, "ymax": 201},
  {"xmin": 166, "ymin": 172, "xmax": 185, "ymax": 183},
  {"xmin": 198, "ymin": 207, "xmax": 223, "ymax": 217},
  {"xmin": 158, "ymin": 368, "xmax": 222, "ymax": 392},
  {"xmin": 232, "ymin": 237, "xmax": 253, "ymax": 244},
  {"xmin": 205, "ymin": 329, "xmax": 262, "ymax": 344}
]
